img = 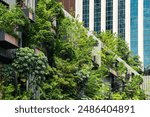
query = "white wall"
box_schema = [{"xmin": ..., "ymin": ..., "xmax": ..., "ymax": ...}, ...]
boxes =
[
  {"xmin": 138, "ymin": 0, "xmax": 144, "ymax": 66},
  {"xmin": 89, "ymin": 0, "xmax": 94, "ymax": 31},
  {"xmin": 75, "ymin": 0, "xmax": 83, "ymax": 22},
  {"xmin": 101, "ymin": 0, "xmax": 106, "ymax": 31},
  {"xmin": 125, "ymin": 0, "xmax": 131, "ymax": 49},
  {"xmin": 113, "ymin": 0, "xmax": 118, "ymax": 34}
]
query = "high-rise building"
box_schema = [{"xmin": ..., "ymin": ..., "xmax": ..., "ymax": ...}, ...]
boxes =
[{"xmin": 59, "ymin": 0, "xmax": 150, "ymax": 68}]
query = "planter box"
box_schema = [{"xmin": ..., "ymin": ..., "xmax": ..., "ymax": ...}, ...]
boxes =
[
  {"xmin": 0, "ymin": 30, "xmax": 19, "ymax": 49},
  {"xmin": 0, "ymin": 47, "xmax": 15, "ymax": 63},
  {"xmin": 22, "ymin": 8, "xmax": 35, "ymax": 22}
]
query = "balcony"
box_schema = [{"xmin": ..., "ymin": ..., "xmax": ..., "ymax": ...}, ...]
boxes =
[
  {"xmin": 0, "ymin": 30, "xmax": 19, "ymax": 49},
  {"xmin": 0, "ymin": 47, "xmax": 15, "ymax": 63},
  {"xmin": 22, "ymin": 8, "xmax": 35, "ymax": 22}
]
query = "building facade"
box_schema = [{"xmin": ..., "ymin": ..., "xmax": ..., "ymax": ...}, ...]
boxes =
[
  {"xmin": 59, "ymin": 0, "xmax": 150, "ymax": 68},
  {"xmin": 0, "ymin": 0, "xmax": 36, "ymax": 64}
]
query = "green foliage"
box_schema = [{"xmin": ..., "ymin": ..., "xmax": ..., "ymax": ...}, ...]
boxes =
[
  {"xmin": 85, "ymin": 69, "xmax": 111, "ymax": 100},
  {"xmin": 12, "ymin": 47, "xmax": 48, "ymax": 78},
  {"xmin": 0, "ymin": 48, "xmax": 49, "ymax": 99},
  {"xmin": 124, "ymin": 75, "xmax": 146, "ymax": 100},
  {"xmin": 97, "ymin": 31, "xmax": 146, "ymax": 100},
  {"xmin": 0, "ymin": 65, "xmax": 16, "ymax": 99},
  {"xmin": 28, "ymin": 0, "xmax": 63, "ymax": 46},
  {"xmin": 112, "ymin": 75, "xmax": 146, "ymax": 100},
  {"xmin": 0, "ymin": 3, "xmax": 29, "ymax": 38},
  {"xmin": 37, "ymin": 0, "xmax": 63, "ymax": 21},
  {"xmin": 40, "ymin": 17, "xmax": 111, "ymax": 100},
  {"xmin": 57, "ymin": 18, "xmax": 95, "ymax": 60},
  {"xmin": 98, "ymin": 31, "xmax": 142, "ymax": 72},
  {"xmin": 111, "ymin": 92, "xmax": 127, "ymax": 100}
]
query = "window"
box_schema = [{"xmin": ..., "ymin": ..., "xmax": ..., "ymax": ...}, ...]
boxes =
[
  {"xmin": 118, "ymin": 0, "xmax": 125, "ymax": 39},
  {"xmin": 106, "ymin": 0, "xmax": 113, "ymax": 31},
  {"xmin": 94, "ymin": 0, "xmax": 101, "ymax": 32},
  {"xmin": 130, "ymin": 0, "xmax": 138, "ymax": 56},
  {"xmin": 83, "ymin": 0, "xmax": 89, "ymax": 28}
]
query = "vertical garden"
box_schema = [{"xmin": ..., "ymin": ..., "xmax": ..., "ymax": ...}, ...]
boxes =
[{"xmin": 0, "ymin": 0, "xmax": 146, "ymax": 100}]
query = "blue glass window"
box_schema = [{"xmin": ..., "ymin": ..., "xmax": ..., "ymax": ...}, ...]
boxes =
[
  {"xmin": 118, "ymin": 0, "xmax": 125, "ymax": 39},
  {"xmin": 130, "ymin": 0, "xmax": 138, "ymax": 55},
  {"xmin": 106, "ymin": 0, "xmax": 113, "ymax": 31},
  {"xmin": 83, "ymin": 0, "xmax": 89, "ymax": 28},
  {"xmin": 94, "ymin": 0, "xmax": 101, "ymax": 32}
]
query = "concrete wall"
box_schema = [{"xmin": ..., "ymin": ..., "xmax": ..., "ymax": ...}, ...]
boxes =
[
  {"xmin": 141, "ymin": 76, "xmax": 150, "ymax": 99},
  {"xmin": 2, "ymin": 0, "xmax": 16, "ymax": 7}
]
